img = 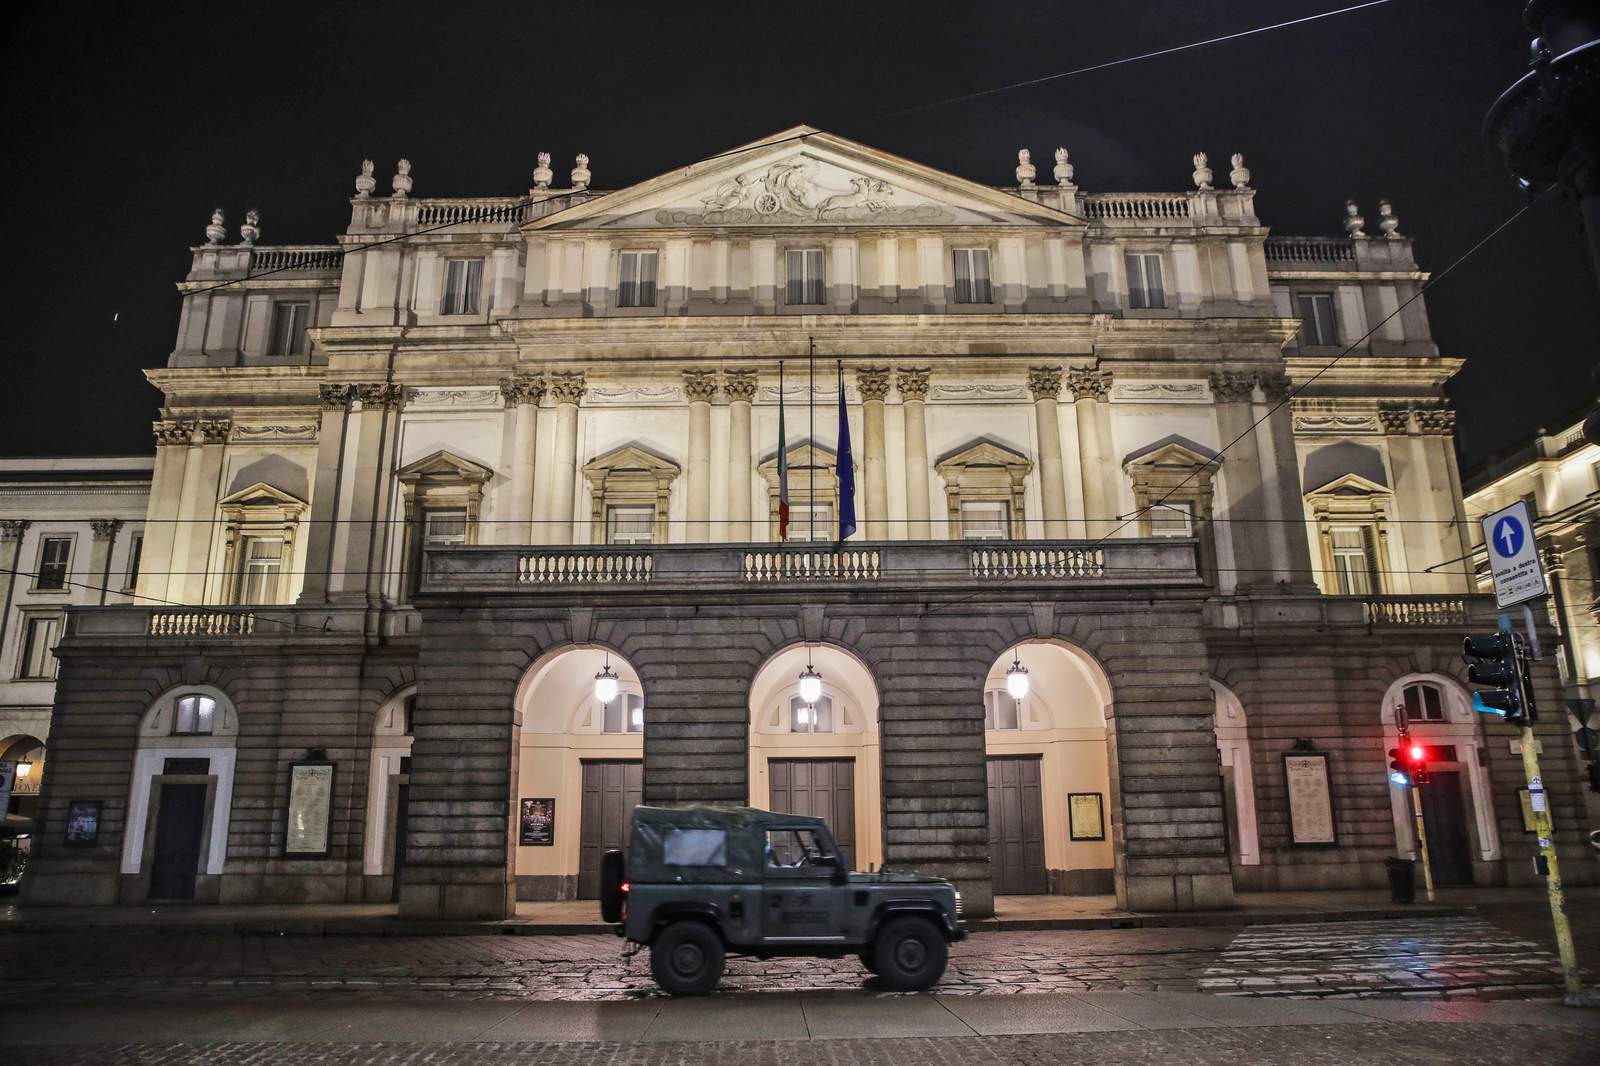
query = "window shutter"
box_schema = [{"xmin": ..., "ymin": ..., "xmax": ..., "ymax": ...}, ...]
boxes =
[
  {"xmin": 1125, "ymin": 254, "xmax": 1146, "ymax": 307},
  {"xmin": 464, "ymin": 259, "xmax": 483, "ymax": 313},
  {"xmin": 953, "ymin": 249, "xmax": 972, "ymax": 304},
  {"xmin": 1144, "ymin": 255, "xmax": 1164, "ymax": 307},
  {"xmin": 972, "ymin": 249, "xmax": 992, "ymax": 303}
]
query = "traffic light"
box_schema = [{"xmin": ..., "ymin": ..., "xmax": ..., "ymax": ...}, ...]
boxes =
[
  {"xmin": 1463, "ymin": 632, "xmax": 1529, "ymax": 723},
  {"xmin": 1571, "ymin": 698, "xmax": 1600, "ymax": 794},
  {"xmin": 1406, "ymin": 741, "xmax": 1430, "ymax": 786},
  {"xmin": 1388, "ymin": 746, "xmax": 1411, "ymax": 787}
]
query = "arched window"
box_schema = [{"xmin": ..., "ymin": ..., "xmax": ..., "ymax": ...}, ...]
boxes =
[
  {"xmin": 602, "ymin": 693, "xmax": 644, "ymax": 734},
  {"xmin": 173, "ymin": 693, "xmax": 218, "ymax": 736},
  {"xmin": 984, "ymin": 688, "xmax": 1019, "ymax": 731},
  {"xmin": 1402, "ymin": 682, "xmax": 1445, "ymax": 723},
  {"xmin": 789, "ymin": 694, "xmax": 834, "ymax": 733}
]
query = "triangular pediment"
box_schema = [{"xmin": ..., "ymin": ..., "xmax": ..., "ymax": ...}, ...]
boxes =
[
  {"xmin": 531, "ymin": 126, "xmax": 1080, "ymax": 232},
  {"xmin": 396, "ymin": 449, "xmax": 493, "ymax": 485},
  {"xmin": 1123, "ymin": 436, "xmax": 1220, "ymax": 471},
  {"xmin": 759, "ymin": 438, "xmax": 840, "ymax": 471},
  {"xmin": 1305, "ymin": 471, "xmax": 1390, "ymax": 497},
  {"xmin": 218, "ymin": 481, "xmax": 306, "ymax": 510},
  {"xmin": 583, "ymin": 443, "xmax": 680, "ymax": 477},
  {"xmin": 936, "ymin": 438, "xmax": 1031, "ymax": 473}
]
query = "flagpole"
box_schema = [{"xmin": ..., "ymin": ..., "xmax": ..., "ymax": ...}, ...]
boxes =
[{"xmin": 808, "ymin": 336, "xmax": 815, "ymax": 545}]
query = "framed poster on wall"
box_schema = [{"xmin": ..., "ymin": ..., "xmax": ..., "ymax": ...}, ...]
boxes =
[
  {"xmin": 1068, "ymin": 792, "xmax": 1105, "ymax": 841},
  {"xmin": 520, "ymin": 798, "xmax": 555, "ymax": 846},
  {"xmin": 1283, "ymin": 751, "xmax": 1337, "ymax": 846},
  {"xmin": 283, "ymin": 760, "xmax": 335, "ymax": 857},
  {"xmin": 63, "ymin": 800, "xmax": 101, "ymax": 847}
]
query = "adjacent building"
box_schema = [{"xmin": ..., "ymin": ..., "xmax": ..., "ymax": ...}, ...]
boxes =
[{"xmin": 20, "ymin": 128, "xmax": 1595, "ymax": 918}]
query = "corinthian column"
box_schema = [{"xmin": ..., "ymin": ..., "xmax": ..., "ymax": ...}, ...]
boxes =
[
  {"xmin": 546, "ymin": 372, "xmax": 586, "ymax": 546},
  {"xmin": 1209, "ymin": 370, "xmax": 1270, "ymax": 589},
  {"xmin": 142, "ymin": 419, "xmax": 194, "ymax": 602},
  {"xmin": 1069, "ymin": 368, "xmax": 1112, "ymax": 537},
  {"xmin": 896, "ymin": 368, "xmax": 931, "ymax": 539},
  {"xmin": 857, "ymin": 367, "xmax": 891, "ymax": 540},
  {"xmin": 0, "ymin": 521, "xmax": 31, "ymax": 654},
  {"xmin": 299, "ymin": 386, "xmax": 352, "ymax": 603},
  {"xmin": 500, "ymin": 374, "xmax": 546, "ymax": 545},
  {"xmin": 1028, "ymin": 367, "xmax": 1069, "ymax": 538},
  {"xmin": 683, "ymin": 370, "xmax": 718, "ymax": 543},
  {"xmin": 724, "ymin": 370, "xmax": 757, "ymax": 542}
]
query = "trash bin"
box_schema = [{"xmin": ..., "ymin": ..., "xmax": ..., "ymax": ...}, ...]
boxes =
[{"xmin": 1385, "ymin": 856, "xmax": 1415, "ymax": 903}]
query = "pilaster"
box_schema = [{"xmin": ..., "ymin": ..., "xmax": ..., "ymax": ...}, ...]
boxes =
[
  {"xmin": 544, "ymin": 372, "xmax": 586, "ymax": 546},
  {"xmin": 1028, "ymin": 367, "xmax": 1069, "ymax": 538},
  {"xmin": 857, "ymin": 367, "xmax": 891, "ymax": 540},
  {"xmin": 896, "ymin": 368, "xmax": 931, "ymax": 539},
  {"xmin": 683, "ymin": 370, "xmax": 718, "ymax": 543},
  {"xmin": 298, "ymin": 386, "xmax": 353, "ymax": 603},
  {"xmin": 1068, "ymin": 368, "xmax": 1112, "ymax": 537},
  {"xmin": 335, "ymin": 384, "xmax": 403, "ymax": 603},
  {"xmin": 500, "ymin": 375, "xmax": 546, "ymax": 546},
  {"xmin": 724, "ymin": 370, "xmax": 758, "ymax": 542},
  {"xmin": 88, "ymin": 519, "xmax": 122, "ymax": 606}
]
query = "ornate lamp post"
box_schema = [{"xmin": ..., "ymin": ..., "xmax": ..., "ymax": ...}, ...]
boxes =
[
  {"xmin": 594, "ymin": 655, "xmax": 620, "ymax": 705},
  {"xmin": 1005, "ymin": 651, "xmax": 1030, "ymax": 701}
]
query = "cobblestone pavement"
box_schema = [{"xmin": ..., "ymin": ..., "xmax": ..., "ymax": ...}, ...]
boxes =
[
  {"xmin": 1198, "ymin": 917, "xmax": 1580, "ymax": 999},
  {"xmin": 0, "ymin": 926, "xmax": 1231, "ymax": 1002},
  {"xmin": 11, "ymin": 1024, "xmax": 1594, "ymax": 1066}
]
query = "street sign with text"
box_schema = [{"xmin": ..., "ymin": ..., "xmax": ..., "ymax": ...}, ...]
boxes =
[{"xmin": 1481, "ymin": 500, "xmax": 1547, "ymax": 609}]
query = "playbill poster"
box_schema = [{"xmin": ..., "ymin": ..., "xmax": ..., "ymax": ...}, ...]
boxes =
[
  {"xmin": 1284, "ymin": 753, "xmax": 1336, "ymax": 845},
  {"xmin": 285, "ymin": 763, "xmax": 334, "ymax": 856}
]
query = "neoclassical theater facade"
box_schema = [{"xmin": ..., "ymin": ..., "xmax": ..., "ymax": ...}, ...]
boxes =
[{"xmin": 23, "ymin": 128, "xmax": 1594, "ymax": 918}]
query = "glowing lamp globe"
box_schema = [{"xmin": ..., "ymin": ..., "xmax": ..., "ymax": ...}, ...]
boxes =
[
  {"xmin": 15, "ymin": 760, "xmax": 33, "ymax": 780},
  {"xmin": 594, "ymin": 665, "xmax": 619, "ymax": 705},
  {"xmin": 1005, "ymin": 659, "xmax": 1030, "ymax": 701},
  {"xmin": 798, "ymin": 666, "xmax": 823, "ymax": 706}
]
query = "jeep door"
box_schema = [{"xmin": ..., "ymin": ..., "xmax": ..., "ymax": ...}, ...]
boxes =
[{"xmin": 760, "ymin": 826, "xmax": 850, "ymax": 941}]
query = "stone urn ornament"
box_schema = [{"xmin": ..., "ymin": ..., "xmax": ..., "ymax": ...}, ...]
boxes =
[
  {"xmin": 1192, "ymin": 152, "xmax": 1213, "ymax": 190},
  {"xmin": 1015, "ymin": 148, "xmax": 1036, "ymax": 188},
  {"xmin": 1229, "ymin": 153, "xmax": 1250, "ymax": 190},
  {"xmin": 571, "ymin": 153, "xmax": 591, "ymax": 190},
  {"xmin": 392, "ymin": 158, "xmax": 413, "ymax": 199},
  {"xmin": 1378, "ymin": 199, "xmax": 1402, "ymax": 239},
  {"xmin": 354, "ymin": 159, "xmax": 377, "ymax": 198},
  {"xmin": 1343, "ymin": 199, "xmax": 1367, "ymax": 237},
  {"xmin": 239, "ymin": 209, "xmax": 260, "ymax": 246},
  {"xmin": 532, "ymin": 151, "xmax": 553, "ymax": 190},
  {"xmin": 205, "ymin": 207, "xmax": 226, "ymax": 245},
  {"xmin": 1053, "ymin": 147, "xmax": 1074, "ymax": 187}
]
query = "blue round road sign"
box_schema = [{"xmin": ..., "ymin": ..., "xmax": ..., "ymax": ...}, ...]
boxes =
[{"xmin": 1491, "ymin": 515, "xmax": 1525, "ymax": 558}]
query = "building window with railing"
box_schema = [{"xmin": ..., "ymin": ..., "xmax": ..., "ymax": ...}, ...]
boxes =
[
  {"xmin": 1306, "ymin": 472, "xmax": 1393, "ymax": 597},
  {"xmin": 583, "ymin": 444, "xmax": 678, "ymax": 545},
  {"xmin": 1328, "ymin": 525, "xmax": 1379, "ymax": 595},
  {"xmin": 785, "ymin": 248, "xmax": 825, "ymax": 305},
  {"xmin": 441, "ymin": 258, "xmax": 484, "ymax": 315},
  {"xmin": 786, "ymin": 501, "xmax": 836, "ymax": 542},
  {"xmin": 268, "ymin": 301, "xmax": 310, "ymax": 356},
  {"xmin": 396, "ymin": 450, "xmax": 492, "ymax": 598},
  {"xmin": 762, "ymin": 441, "xmax": 849, "ymax": 542},
  {"xmin": 1402, "ymin": 682, "xmax": 1445, "ymax": 723},
  {"xmin": 33, "ymin": 535, "xmax": 73, "ymax": 591},
  {"xmin": 1296, "ymin": 293, "xmax": 1337, "ymax": 347},
  {"xmin": 952, "ymin": 247, "xmax": 993, "ymax": 304},
  {"xmin": 1147, "ymin": 501, "xmax": 1195, "ymax": 538},
  {"xmin": 234, "ymin": 536, "xmax": 284, "ymax": 604},
  {"xmin": 984, "ymin": 688, "xmax": 1019, "ymax": 730},
  {"xmin": 1126, "ymin": 253, "xmax": 1166, "ymax": 309},
  {"xmin": 617, "ymin": 250, "xmax": 658, "ymax": 308},
  {"xmin": 960, "ymin": 500, "xmax": 1011, "ymax": 540},
  {"xmin": 217, "ymin": 482, "xmax": 306, "ymax": 606},
  {"xmin": 16, "ymin": 611, "xmax": 62, "ymax": 679},
  {"xmin": 1124, "ymin": 439, "xmax": 1219, "ymax": 581},
  {"xmin": 606, "ymin": 505, "xmax": 655, "ymax": 545},
  {"xmin": 790, "ymin": 693, "xmax": 834, "ymax": 733}
]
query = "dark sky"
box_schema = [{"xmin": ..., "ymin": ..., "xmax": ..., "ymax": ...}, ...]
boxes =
[{"xmin": 4, "ymin": 0, "xmax": 1594, "ymax": 469}]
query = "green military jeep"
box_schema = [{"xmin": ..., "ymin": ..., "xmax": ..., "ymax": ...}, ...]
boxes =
[{"xmin": 600, "ymin": 805, "xmax": 965, "ymax": 996}]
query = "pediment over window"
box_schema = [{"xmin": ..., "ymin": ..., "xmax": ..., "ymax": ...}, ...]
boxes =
[
  {"xmin": 1304, "ymin": 472, "xmax": 1391, "ymax": 498},
  {"xmin": 759, "ymin": 439, "xmax": 849, "ymax": 482},
  {"xmin": 530, "ymin": 126, "xmax": 1081, "ymax": 232},
  {"xmin": 935, "ymin": 438, "xmax": 1032, "ymax": 477},
  {"xmin": 582, "ymin": 443, "xmax": 680, "ymax": 482},
  {"xmin": 396, "ymin": 449, "xmax": 493, "ymax": 488},
  {"xmin": 1122, "ymin": 435, "xmax": 1219, "ymax": 474},
  {"xmin": 218, "ymin": 481, "xmax": 306, "ymax": 521}
]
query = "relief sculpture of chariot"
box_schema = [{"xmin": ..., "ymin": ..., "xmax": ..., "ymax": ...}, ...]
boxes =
[{"xmin": 653, "ymin": 157, "xmax": 949, "ymax": 225}]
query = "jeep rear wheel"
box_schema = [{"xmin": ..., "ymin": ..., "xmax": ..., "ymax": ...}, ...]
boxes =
[
  {"xmin": 650, "ymin": 921, "xmax": 725, "ymax": 996},
  {"xmin": 872, "ymin": 916, "xmax": 948, "ymax": 991},
  {"xmin": 858, "ymin": 950, "xmax": 878, "ymax": 974},
  {"xmin": 598, "ymin": 849, "xmax": 626, "ymax": 923}
]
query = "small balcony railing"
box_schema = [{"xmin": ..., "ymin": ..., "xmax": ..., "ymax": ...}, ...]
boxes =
[{"xmin": 1360, "ymin": 596, "xmax": 1470, "ymax": 627}]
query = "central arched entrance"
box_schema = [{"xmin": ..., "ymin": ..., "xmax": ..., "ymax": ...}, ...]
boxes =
[
  {"xmin": 748, "ymin": 643, "xmax": 882, "ymax": 871},
  {"xmin": 515, "ymin": 645, "xmax": 646, "ymax": 900},
  {"xmin": 983, "ymin": 640, "xmax": 1115, "ymax": 897}
]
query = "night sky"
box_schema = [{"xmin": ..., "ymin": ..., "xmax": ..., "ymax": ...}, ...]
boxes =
[{"xmin": 4, "ymin": 0, "xmax": 1594, "ymax": 470}]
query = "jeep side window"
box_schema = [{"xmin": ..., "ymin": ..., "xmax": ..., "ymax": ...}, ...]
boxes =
[{"xmin": 764, "ymin": 828, "xmax": 833, "ymax": 871}]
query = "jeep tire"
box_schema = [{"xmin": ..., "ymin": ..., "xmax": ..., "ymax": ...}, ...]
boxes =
[
  {"xmin": 858, "ymin": 950, "xmax": 878, "ymax": 975},
  {"xmin": 598, "ymin": 849, "xmax": 626, "ymax": 923},
  {"xmin": 650, "ymin": 921, "xmax": 725, "ymax": 996},
  {"xmin": 872, "ymin": 916, "xmax": 948, "ymax": 991}
]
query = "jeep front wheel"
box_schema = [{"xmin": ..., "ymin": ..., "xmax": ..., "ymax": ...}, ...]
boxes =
[
  {"xmin": 650, "ymin": 921, "xmax": 725, "ymax": 996},
  {"xmin": 872, "ymin": 916, "xmax": 948, "ymax": 991}
]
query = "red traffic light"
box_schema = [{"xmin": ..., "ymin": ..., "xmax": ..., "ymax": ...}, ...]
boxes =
[{"xmin": 1409, "ymin": 743, "xmax": 1426, "ymax": 762}]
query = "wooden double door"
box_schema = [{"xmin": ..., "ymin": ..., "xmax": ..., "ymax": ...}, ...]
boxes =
[
  {"xmin": 768, "ymin": 758, "xmax": 856, "ymax": 869},
  {"xmin": 987, "ymin": 755, "xmax": 1047, "ymax": 896},
  {"xmin": 577, "ymin": 760, "xmax": 642, "ymax": 899}
]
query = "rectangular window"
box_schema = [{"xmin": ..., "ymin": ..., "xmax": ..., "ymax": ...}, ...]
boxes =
[
  {"xmin": 1329, "ymin": 526, "xmax": 1376, "ymax": 595},
  {"xmin": 173, "ymin": 693, "xmax": 218, "ymax": 736},
  {"xmin": 235, "ymin": 537, "xmax": 283, "ymax": 604},
  {"xmin": 124, "ymin": 534, "xmax": 143, "ymax": 589},
  {"xmin": 1148, "ymin": 501, "xmax": 1195, "ymax": 538},
  {"xmin": 790, "ymin": 694, "xmax": 834, "ymax": 733},
  {"xmin": 1126, "ymin": 254, "xmax": 1166, "ymax": 309},
  {"xmin": 606, "ymin": 505, "xmax": 655, "ymax": 545},
  {"xmin": 960, "ymin": 500, "xmax": 1010, "ymax": 540},
  {"xmin": 984, "ymin": 689, "xmax": 1019, "ymax": 731},
  {"xmin": 36, "ymin": 537, "xmax": 71, "ymax": 590},
  {"xmin": 268, "ymin": 301, "xmax": 310, "ymax": 356},
  {"xmin": 1520, "ymin": 491, "xmax": 1539, "ymax": 518},
  {"xmin": 617, "ymin": 250, "xmax": 658, "ymax": 308},
  {"xmin": 18, "ymin": 614, "xmax": 61, "ymax": 679},
  {"xmin": 441, "ymin": 258, "xmax": 484, "ymax": 315},
  {"xmin": 787, "ymin": 501, "xmax": 835, "ymax": 542},
  {"xmin": 1403, "ymin": 685, "xmax": 1444, "ymax": 723},
  {"xmin": 424, "ymin": 510, "xmax": 468, "ymax": 547},
  {"xmin": 952, "ymin": 248, "xmax": 993, "ymax": 304},
  {"xmin": 785, "ymin": 248, "xmax": 826, "ymax": 305},
  {"xmin": 1296, "ymin": 293, "xmax": 1337, "ymax": 346}
]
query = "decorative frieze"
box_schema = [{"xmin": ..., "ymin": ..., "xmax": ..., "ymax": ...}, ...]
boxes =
[
  {"xmin": 498, "ymin": 375, "xmax": 547, "ymax": 408},
  {"xmin": 1293, "ymin": 414, "xmax": 1380, "ymax": 434},
  {"xmin": 549, "ymin": 371, "xmax": 587, "ymax": 406},
  {"xmin": 1109, "ymin": 380, "xmax": 1210, "ymax": 404},
  {"xmin": 402, "ymin": 387, "xmax": 501, "ymax": 410},
  {"xmin": 1067, "ymin": 368, "xmax": 1111, "ymax": 401},
  {"xmin": 895, "ymin": 367, "xmax": 931, "ymax": 402},
  {"xmin": 1027, "ymin": 366, "xmax": 1064, "ymax": 401},
  {"xmin": 928, "ymin": 383, "xmax": 1023, "ymax": 401},
  {"xmin": 756, "ymin": 384, "xmax": 859, "ymax": 404},
  {"xmin": 587, "ymin": 385, "xmax": 681, "ymax": 404},
  {"xmin": 1207, "ymin": 371, "xmax": 1256, "ymax": 403},
  {"xmin": 723, "ymin": 370, "xmax": 759, "ymax": 403},
  {"xmin": 682, "ymin": 370, "xmax": 720, "ymax": 403},
  {"xmin": 856, "ymin": 367, "xmax": 891, "ymax": 402},
  {"xmin": 231, "ymin": 423, "xmax": 319, "ymax": 443}
]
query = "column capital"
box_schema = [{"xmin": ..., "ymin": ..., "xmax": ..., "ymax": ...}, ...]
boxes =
[
  {"xmin": 895, "ymin": 367, "xmax": 931, "ymax": 402},
  {"xmin": 0, "ymin": 519, "xmax": 30, "ymax": 542},
  {"xmin": 196, "ymin": 418, "xmax": 232, "ymax": 444},
  {"xmin": 352, "ymin": 382, "xmax": 404, "ymax": 409},
  {"xmin": 723, "ymin": 369, "xmax": 758, "ymax": 402},
  {"xmin": 1028, "ymin": 366, "xmax": 1064, "ymax": 400},
  {"xmin": 1377, "ymin": 404, "xmax": 1412, "ymax": 434},
  {"xmin": 1413, "ymin": 404, "xmax": 1456, "ymax": 435},
  {"xmin": 1067, "ymin": 367, "xmax": 1111, "ymax": 401},
  {"xmin": 153, "ymin": 418, "xmax": 194, "ymax": 447},
  {"xmin": 318, "ymin": 383, "xmax": 355, "ymax": 411},
  {"xmin": 90, "ymin": 518, "xmax": 123, "ymax": 541},
  {"xmin": 856, "ymin": 366, "xmax": 891, "ymax": 402},
  {"xmin": 683, "ymin": 369, "xmax": 719, "ymax": 403},
  {"xmin": 499, "ymin": 374, "xmax": 547, "ymax": 407},
  {"xmin": 1257, "ymin": 371, "xmax": 1293, "ymax": 402},
  {"xmin": 549, "ymin": 371, "xmax": 587, "ymax": 406},
  {"xmin": 1207, "ymin": 370, "xmax": 1256, "ymax": 403}
]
